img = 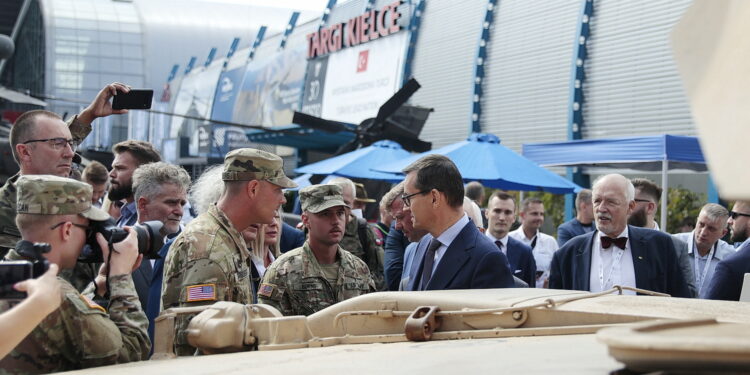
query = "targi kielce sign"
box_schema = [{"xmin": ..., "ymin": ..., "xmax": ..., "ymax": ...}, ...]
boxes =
[{"xmin": 306, "ymin": 0, "xmax": 404, "ymax": 59}]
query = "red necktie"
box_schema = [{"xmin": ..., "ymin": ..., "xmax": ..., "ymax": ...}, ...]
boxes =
[{"xmin": 601, "ymin": 236, "xmax": 627, "ymax": 250}]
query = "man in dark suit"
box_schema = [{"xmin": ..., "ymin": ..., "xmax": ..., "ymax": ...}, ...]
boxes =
[
  {"xmin": 401, "ymin": 154, "xmax": 514, "ymax": 291},
  {"xmin": 484, "ymin": 191, "xmax": 536, "ymax": 287},
  {"xmin": 549, "ymin": 174, "xmax": 690, "ymax": 297},
  {"xmin": 557, "ymin": 189, "xmax": 595, "ymax": 246},
  {"xmin": 280, "ymin": 222, "xmax": 305, "ymax": 253},
  {"xmin": 705, "ymin": 201, "xmax": 750, "ymax": 301}
]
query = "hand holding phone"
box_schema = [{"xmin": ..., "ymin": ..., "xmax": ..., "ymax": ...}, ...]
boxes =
[{"xmin": 112, "ymin": 89, "xmax": 153, "ymax": 110}]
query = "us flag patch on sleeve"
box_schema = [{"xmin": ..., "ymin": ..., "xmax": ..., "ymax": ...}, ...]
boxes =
[
  {"xmin": 259, "ymin": 283, "xmax": 275, "ymax": 297},
  {"xmin": 186, "ymin": 284, "xmax": 216, "ymax": 302}
]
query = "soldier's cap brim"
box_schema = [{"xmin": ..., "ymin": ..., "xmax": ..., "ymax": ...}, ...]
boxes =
[
  {"xmin": 269, "ymin": 175, "xmax": 298, "ymax": 189},
  {"xmin": 354, "ymin": 197, "xmax": 376, "ymax": 203},
  {"xmin": 79, "ymin": 205, "xmax": 110, "ymax": 221},
  {"xmin": 306, "ymin": 199, "xmax": 347, "ymax": 214}
]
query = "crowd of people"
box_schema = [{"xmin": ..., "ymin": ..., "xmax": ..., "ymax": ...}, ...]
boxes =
[{"xmin": 1, "ymin": 82, "xmax": 749, "ymax": 373}]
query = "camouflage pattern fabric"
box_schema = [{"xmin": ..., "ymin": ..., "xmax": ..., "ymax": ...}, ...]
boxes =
[
  {"xmin": 15, "ymin": 175, "xmax": 109, "ymax": 220},
  {"xmin": 222, "ymin": 148, "xmax": 297, "ymax": 188},
  {"xmin": 339, "ymin": 217, "xmax": 386, "ymax": 291},
  {"xmin": 258, "ymin": 241, "xmax": 375, "ymax": 316},
  {"xmin": 161, "ymin": 204, "xmax": 253, "ymax": 356},
  {"xmin": 0, "ymin": 115, "xmax": 91, "ymax": 256},
  {"xmin": 0, "ymin": 252, "xmax": 150, "ymax": 374},
  {"xmin": 299, "ymin": 184, "xmax": 345, "ymax": 213}
]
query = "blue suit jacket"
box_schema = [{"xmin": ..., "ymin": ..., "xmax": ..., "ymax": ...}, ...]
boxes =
[
  {"xmin": 557, "ymin": 218, "xmax": 593, "ymax": 247},
  {"xmin": 503, "ymin": 236, "xmax": 536, "ymax": 287},
  {"xmin": 280, "ymin": 222, "xmax": 305, "ymax": 253},
  {"xmin": 407, "ymin": 222, "xmax": 514, "ymax": 291},
  {"xmin": 384, "ymin": 222, "xmax": 409, "ymax": 291},
  {"xmin": 548, "ymin": 226, "xmax": 691, "ymax": 298},
  {"xmin": 705, "ymin": 239, "xmax": 750, "ymax": 301},
  {"xmin": 146, "ymin": 237, "xmax": 175, "ymax": 351}
]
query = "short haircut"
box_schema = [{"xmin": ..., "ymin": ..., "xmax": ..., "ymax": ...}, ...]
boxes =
[
  {"xmin": 112, "ymin": 140, "xmax": 161, "ymax": 166},
  {"xmin": 520, "ymin": 197, "xmax": 543, "ymax": 212},
  {"xmin": 575, "ymin": 189, "xmax": 592, "ymax": 207},
  {"xmin": 592, "ymin": 174, "xmax": 635, "ymax": 202},
  {"xmin": 82, "ymin": 160, "xmax": 109, "ymax": 185},
  {"xmin": 402, "ymin": 154, "xmax": 464, "ymax": 208},
  {"xmin": 700, "ymin": 203, "xmax": 729, "ymax": 222},
  {"xmin": 380, "ymin": 181, "xmax": 405, "ymax": 214},
  {"xmin": 16, "ymin": 213, "xmax": 76, "ymax": 237},
  {"xmin": 328, "ymin": 177, "xmax": 356, "ymax": 196},
  {"xmin": 10, "ymin": 110, "xmax": 62, "ymax": 162},
  {"xmin": 465, "ymin": 181, "xmax": 484, "ymax": 201},
  {"xmin": 489, "ymin": 191, "xmax": 516, "ymax": 205},
  {"xmin": 133, "ymin": 162, "xmax": 191, "ymax": 202},
  {"xmin": 189, "ymin": 165, "xmax": 225, "ymax": 215},
  {"xmin": 631, "ymin": 178, "xmax": 662, "ymax": 203}
]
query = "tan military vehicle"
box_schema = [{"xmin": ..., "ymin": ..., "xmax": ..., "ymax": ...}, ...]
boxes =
[{"xmin": 65, "ymin": 0, "xmax": 750, "ymax": 373}]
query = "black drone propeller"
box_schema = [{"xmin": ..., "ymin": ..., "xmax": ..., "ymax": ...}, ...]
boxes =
[{"xmin": 292, "ymin": 78, "xmax": 433, "ymax": 155}]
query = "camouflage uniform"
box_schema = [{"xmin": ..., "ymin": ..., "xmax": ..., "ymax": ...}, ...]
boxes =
[
  {"xmin": 0, "ymin": 175, "xmax": 150, "ymax": 374},
  {"xmin": 0, "ymin": 115, "xmax": 92, "ymax": 257},
  {"xmin": 340, "ymin": 218, "xmax": 386, "ymax": 291},
  {"xmin": 161, "ymin": 148, "xmax": 296, "ymax": 356},
  {"xmin": 258, "ymin": 184, "xmax": 375, "ymax": 316}
]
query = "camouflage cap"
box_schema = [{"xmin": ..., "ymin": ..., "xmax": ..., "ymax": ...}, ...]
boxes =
[
  {"xmin": 222, "ymin": 148, "xmax": 297, "ymax": 188},
  {"xmin": 354, "ymin": 182, "xmax": 376, "ymax": 203},
  {"xmin": 16, "ymin": 175, "xmax": 110, "ymax": 221},
  {"xmin": 300, "ymin": 184, "xmax": 346, "ymax": 213}
]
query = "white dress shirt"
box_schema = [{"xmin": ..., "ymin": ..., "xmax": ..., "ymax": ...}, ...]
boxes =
[
  {"xmin": 428, "ymin": 214, "xmax": 470, "ymax": 275},
  {"xmin": 589, "ymin": 228, "xmax": 636, "ymax": 295},
  {"xmin": 509, "ymin": 227, "xmax": 557, "ymax": 287},
  {"xmin": 485, "ymin": 232, "xmax": 508, "ymax": 254}
]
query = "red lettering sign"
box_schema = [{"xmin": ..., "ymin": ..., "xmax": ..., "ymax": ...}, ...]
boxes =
[{"xmin": 357, "ymin": 50, "xmax": 369, "ymax": 73}]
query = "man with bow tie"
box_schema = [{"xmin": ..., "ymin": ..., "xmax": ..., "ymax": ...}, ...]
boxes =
[{"xmin": 548, "ymin": 174, "xmax": 691, "ymax": 297}]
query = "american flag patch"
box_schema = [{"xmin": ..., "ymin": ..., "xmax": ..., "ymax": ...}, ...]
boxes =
[
  {"xmin": 186, "ymin": 284, "xmax": 216, "ymax": 302},
  {"xmin": 258, "ymin": 283, "xmax": 275, "ymax": 297}
]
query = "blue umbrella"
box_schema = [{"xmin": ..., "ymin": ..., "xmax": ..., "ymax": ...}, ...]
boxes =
[
  {"xmin": 287, "ymin": 173, "xmax": 338, "ymax": 191},
  {"xmin": 294, "ymin": 140, "xmax": 407, "ymax": 182},
  {"xmin": 374, "ymin": 133, "xmax": 581, "ymax": 194}
]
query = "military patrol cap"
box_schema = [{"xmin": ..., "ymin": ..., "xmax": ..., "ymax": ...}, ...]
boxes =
[
  {"xmin": 300, "ymin": 184, "xmax": 346, "ymax": 213},
  {"xmin": 222, "ymin": 148, "xmax": 297, "ymax": 188},
  {"xmin": 16, "ymin": 175, "xmax": 110, "ymax": 221},
  {"xmin": 354, "ymin": 182, "xmax": 376, "ymax": 203}
]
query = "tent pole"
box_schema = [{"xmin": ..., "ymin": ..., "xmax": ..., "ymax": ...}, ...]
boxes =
[{"xmin": 661, "ymin": 160, "xmax": 668, "ymax": 232}]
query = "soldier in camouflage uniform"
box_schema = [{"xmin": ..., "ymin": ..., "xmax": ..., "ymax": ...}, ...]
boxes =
[
  {"xmin": 259, "ymin": 184, "xmax": 375, "ymax": 316},
  {"xmin": 161, "ymin": 148, "xmax": 296, "ymax": 356},
  {"xmin": 0, "ymin": 175, "xmax": 150, "ymax": 373},
  {"xmin": 329, "ymin": 178, "xmax": 386, "ymax": 291},
  {"xmin": 0, "ymin": 83, "xmax": 132, "ymax": 258}
]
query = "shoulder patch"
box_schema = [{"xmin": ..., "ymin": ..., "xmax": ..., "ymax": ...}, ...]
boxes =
[
  {"xmin": 259, "ymin": 283, "xmax": 275, "ymax": 298},
  {"xmin": 79, "ymin": 294, "xmax": 106, "ymax": 313},
  {"xmin": 186, "ymin": 284, "xmax": 217, "ymax": 302}
]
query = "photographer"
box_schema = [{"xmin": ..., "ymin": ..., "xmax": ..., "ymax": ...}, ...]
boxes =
[
  {"xmin": 0, "ymin": 175, "xmax": 150, "ymax": 373},
  {"xmin": 0, "ymin": 264, "xmax": 61, "ymax": 359}
]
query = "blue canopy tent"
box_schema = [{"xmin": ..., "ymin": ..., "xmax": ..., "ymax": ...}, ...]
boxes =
[
  {"xmin": 522, "ymin": 134, "xmax": 708, "ymax": 231},
  {"xmin": 374, "ymin": 133, "xmax": 581, "ymax": 194},
  {"xmin": 294, "ymin": 140, "xmax": 406, "ymax": 182}
]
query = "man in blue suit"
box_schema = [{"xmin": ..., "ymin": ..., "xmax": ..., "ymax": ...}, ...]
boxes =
[
  {"xmin": 556, "ymin": 189, "xmax": 595, "ymax": 246},
  {"xmin": 484, "ymin": 191, "xmax": 536, "ymax": 287},
  {"xmin": 279, "ymin": 222, "xmax": 305, "ymax": 253},
  {"xmin": 705, "ymin": 201, "xmax": 750, "ymax": 301},
  {"xmin": 402, "ymin": 155, "xmax": 514, "ymax": 291},
  {"xmin": 549, "ymin": 174, "xmax": 690, "ymax": 298}
]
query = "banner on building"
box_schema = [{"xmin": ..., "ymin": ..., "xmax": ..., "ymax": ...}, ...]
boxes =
[
  {"xmin": 300, "ymin": 56, "xmax": 329, "ymax": 117},
  {"xmin": 170, "ymin": 63, "xmax": 223, "ymax": 140}
]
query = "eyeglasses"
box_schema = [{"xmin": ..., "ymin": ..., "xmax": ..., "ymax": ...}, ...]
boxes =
[
  {"xmin": 634, "ymin": 199, "xmax": 652, "ymax": 204},
  {"xmin": 401, "ymin": 190, "xmax": 430, "ymax": 207},
  {"xmin": 50, "ymin": 221, "xmax": 89, "ymax": 233},
  {"xmin": 729, "ymin": 211, "xmax": 750, "ymax": 219},
  {"xmin": 23, "ymin": 137, "xmax": 78, "ymax": 151}
]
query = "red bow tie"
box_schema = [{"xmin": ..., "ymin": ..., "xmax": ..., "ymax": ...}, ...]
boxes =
[{"xmin": 601, "ymin": 236, "xmax": 627, "ymax": 250}]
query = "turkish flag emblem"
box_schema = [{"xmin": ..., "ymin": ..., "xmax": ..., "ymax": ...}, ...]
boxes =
[{"xmin": 357, "ymin": 50, "xmax": 369, "ymax": 73}]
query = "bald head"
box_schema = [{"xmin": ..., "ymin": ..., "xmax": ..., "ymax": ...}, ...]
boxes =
[{"xmin": 592, "ymin": 174, "xmax": 636, "ymax": 237}]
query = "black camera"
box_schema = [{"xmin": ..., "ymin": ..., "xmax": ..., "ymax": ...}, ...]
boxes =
[
  {"xmin": 78, "ymin": 218, "xmax": 165, "ymax": 263},
  {"xmin": 0, "ymin": 242, "xmax": 50, "ymax": 300}
]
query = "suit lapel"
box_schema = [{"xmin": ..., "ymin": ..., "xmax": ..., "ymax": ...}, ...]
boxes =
[
  {"xmin": 427, "ymin": 223, "xmax": 472, "ymax": 290},
  {"xmin": 408, "ymin": 236, "xmax": 430, "ymax": 291},
  {"xmin": 575, "ymin": 231, "xmax": 596, "ymax": 290},
  {"xmin": 629, "ymin": 227, "xmax": 649, "ymax": 290}
]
